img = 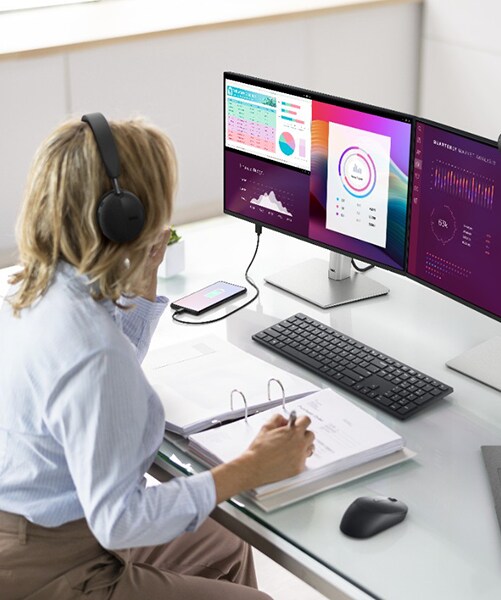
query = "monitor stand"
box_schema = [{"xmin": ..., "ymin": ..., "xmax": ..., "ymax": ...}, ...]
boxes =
[
  {"xmin": 264, "ymin": 252, "xmax": 389, "ymax": 309},
  {"xmin": 446, "ymin": 337, "xmax": 501, "ymax": 392}
]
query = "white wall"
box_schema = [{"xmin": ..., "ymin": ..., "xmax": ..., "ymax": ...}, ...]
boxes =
[
  {"xmin": 0, "ymin": 54, "xmax": 68, "ymax": 265},
  {"xmin": 0, "ymin": 2, "xmax": 421, "ymax": 266},
  {"xmin": 419, "ymin": 0, "xmax": 501, "ymax": 139}
]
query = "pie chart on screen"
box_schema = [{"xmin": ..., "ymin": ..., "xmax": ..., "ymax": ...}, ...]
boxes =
[
  {"xmin": 279, "ymin": 132, "xmax": 295, "ymax": 156},
  {"xmin": 338, "ymin": 146, "xmax": 377, "ymax": 198}
]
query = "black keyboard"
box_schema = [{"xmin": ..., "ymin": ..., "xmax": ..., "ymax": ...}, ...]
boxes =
[{"xmin": 252, "ymin": 313, "xmax": 453, "ymax": 420}]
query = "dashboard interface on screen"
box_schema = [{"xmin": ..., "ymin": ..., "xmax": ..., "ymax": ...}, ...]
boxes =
[
  {"xmin": 408, "ymin": 121, "xmax": 501, "ymax": 320},
  {"xmin": 224, "ymin": 74, "xmax": 413, "ymax": 271}
]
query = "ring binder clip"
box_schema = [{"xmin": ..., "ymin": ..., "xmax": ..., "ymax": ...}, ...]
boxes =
[
  {"xmin": 267, "ymin": 378, "xmax": 286, "ymax": 411},
  {"xmin": 230, "ymin": 389, "xmax": 249, "ymax": 423}
]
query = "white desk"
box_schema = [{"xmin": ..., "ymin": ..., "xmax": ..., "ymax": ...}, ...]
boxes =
[
  {"xmin": 3, "ymin": 215, "xmax": 501, "ymax": 599},
  {"xmin": 150, "ymin": 216, "xmax": 501, "ymax": 600}
]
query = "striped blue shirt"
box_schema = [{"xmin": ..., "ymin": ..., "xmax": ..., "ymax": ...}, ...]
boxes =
[{"xmin": 0, "ymin": 262, "xmax": 215, "ymax": 549}]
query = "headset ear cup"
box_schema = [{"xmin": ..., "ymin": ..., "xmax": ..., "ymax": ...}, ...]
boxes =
[{"xmin": 97, "ymin": 190, "xmax": 145, "ymax": 243}]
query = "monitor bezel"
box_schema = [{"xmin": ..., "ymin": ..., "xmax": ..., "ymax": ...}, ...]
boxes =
[
  {"xmin": 223, "ymin": 71, "xmax": 415, "ymax": 276},
  {"xmin": 406, "ymin": 116, "xmax": 501, "ymax": 323}
]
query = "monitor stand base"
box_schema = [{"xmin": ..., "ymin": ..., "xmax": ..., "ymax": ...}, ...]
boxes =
[
  {"xmin": 264, "ymin": 258, "xmax": 389, "ymax": 309},
  {"xmin": 446, "ymin": 337, "xmax": 501, "ymax": 392}
]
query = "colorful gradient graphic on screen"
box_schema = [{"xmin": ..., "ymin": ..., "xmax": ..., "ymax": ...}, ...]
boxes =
[
  {"xmin": 224, "ymin": 76, "xmax": 412, "ymax": 271},
  {"xmin": 309, "ymin": 102, "xmax": 411, "ymax": 269},
  {"xmin": 408, "ymin": 122, "xmax": 501, "ymax": 318}
]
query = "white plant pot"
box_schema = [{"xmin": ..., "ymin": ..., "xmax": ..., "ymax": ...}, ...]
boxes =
[{"xmin": 159, "ymin": 239, "xmax": 185, "ymax": 279}]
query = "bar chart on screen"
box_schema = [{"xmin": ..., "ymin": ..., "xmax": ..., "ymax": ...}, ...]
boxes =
[{"xmin": 431, "ymin": 160, "xmax": 495, "ymax": 209}]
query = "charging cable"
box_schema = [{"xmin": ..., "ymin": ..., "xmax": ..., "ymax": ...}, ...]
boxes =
[
  {"xmin": 171, "ymin": 224, "xmax": 262, "ymax": 325},
  {"xmin": 351, "ymin": 258, "xmax": 375, "ymax": 273}
]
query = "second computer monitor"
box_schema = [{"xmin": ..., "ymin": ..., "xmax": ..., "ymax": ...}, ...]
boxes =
[
  {"xmin": 408, "ymin": 120, "xmax": 501, "ymax": 321},
  {"xmin": 407, "ymin": 120, "xmax": 501, "ymax": 390},
  {"xmin": 224, "ymin": 73, "xmax": 413, "ymax": 273}
]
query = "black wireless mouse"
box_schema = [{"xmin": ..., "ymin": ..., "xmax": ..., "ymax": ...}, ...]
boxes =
[{"xmin": 340, "ymin": 496, "xmax": 408, "ymax": 538}]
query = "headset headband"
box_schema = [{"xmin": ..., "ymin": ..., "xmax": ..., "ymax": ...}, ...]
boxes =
[{"xmin": 81, "ymin": 113, "xmax": 121, "ymax": 181}]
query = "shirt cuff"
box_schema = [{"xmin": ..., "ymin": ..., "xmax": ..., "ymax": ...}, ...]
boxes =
[
  {"xmin": 128, "ymin": 295, "xmax": 169, "ymax": 321},
  {"xmin": 120, "ymin": 296, "xmax": 169, "ymax": 363}
]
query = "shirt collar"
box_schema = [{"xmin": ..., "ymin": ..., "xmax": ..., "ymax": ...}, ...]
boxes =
[{"xmin": 56, "ymin": 261, "xmax": 117, "ymax": 321}]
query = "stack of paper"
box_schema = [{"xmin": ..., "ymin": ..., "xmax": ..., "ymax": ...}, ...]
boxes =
[
  {"xmin": 188, "ymin": 388, "xmax": 414, "ymax": 511},
  {"xmin": 142, "ymin": 335, "xmax": 319, "ymax": 437}
]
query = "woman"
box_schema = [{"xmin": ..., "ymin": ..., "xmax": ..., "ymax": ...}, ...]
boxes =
[{"xmin": 0, "ymin": 115, "xmax": 314, "ymax": 600}]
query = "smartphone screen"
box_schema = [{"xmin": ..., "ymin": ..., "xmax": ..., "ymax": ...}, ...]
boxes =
[{"xmin": 171, "ymin": 281, "xmax": 247, "ymax": 315}]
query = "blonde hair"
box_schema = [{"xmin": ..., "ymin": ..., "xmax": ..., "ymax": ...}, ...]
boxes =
[{"xmin": 8, "ymin": 117, "xmax": 177, "ymax": 316}]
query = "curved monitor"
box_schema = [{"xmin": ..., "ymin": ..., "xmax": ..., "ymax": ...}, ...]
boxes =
[
  {"xmin": 408, "ymin": 120, "xmax": 501, "ymax": 322},
  {"xmin": 223, "ymin": 72, "xmax": 413, "ymax": 274}
]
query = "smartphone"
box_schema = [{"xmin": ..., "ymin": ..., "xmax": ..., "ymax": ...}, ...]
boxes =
[{"xmin": 170, "ymin": 281, "xmax": 247, "ymax": 315}]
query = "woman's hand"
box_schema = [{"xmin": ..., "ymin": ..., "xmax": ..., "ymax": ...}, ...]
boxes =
[
  {"xmin": 211, "ymin": 413, "xmax": 315, "ymax": 504},
  {"xmin": 139, "ymin": 229, "xmax": 170, "ymax": 301}
]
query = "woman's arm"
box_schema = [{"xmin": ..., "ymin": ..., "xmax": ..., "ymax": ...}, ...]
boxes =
[
  {"xmin": 211, "ymin": 414, "xmax": 314, "ymax": 503},
  {"xmin": 43, "ymin": 345, "xmax": 314, "ymax": 550},
  {"xmin": 137, "ymin": 230, "xmax": 169, "ymax": 302},
  {"xmin": 43, "ymin": 346, "xmax": 216, "ymax": 550},
  {"xmin": 119, "ymin": 230, "xmax": 170, "ymax": 362}
]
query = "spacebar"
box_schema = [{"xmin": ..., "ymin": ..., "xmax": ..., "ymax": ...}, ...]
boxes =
[{"xmin": 280, "ymin": 346, "xmax": 323, "ymax": 370}]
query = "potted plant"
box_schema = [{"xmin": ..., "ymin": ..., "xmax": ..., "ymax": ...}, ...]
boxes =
[{"xmin": 158, "ymin": 227, "xmax": 185, "ymax": 278}]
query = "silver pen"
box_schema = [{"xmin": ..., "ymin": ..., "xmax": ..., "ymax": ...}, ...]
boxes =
[{"xmin": 287, "ymin": 410, "xmax": 297, "ymax": 429}]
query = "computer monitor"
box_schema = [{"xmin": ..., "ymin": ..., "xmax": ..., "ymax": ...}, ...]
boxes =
[
  {"xmin": 224, "ymin": 73, "xmax": 413, "ymax": 308},
  {"xmin": 408, "ymin": 120, "xmax": 501, "ymax": 390}
]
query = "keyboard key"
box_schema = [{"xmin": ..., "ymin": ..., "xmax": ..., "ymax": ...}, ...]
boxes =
[
  {"xmin": 398, "ymin": 404, "xmax": 416, "ymax": 415},
  {"xmin": 416, "ymin": 393, "xmax": 433, "ymax": 405},
  {"xmin": 341, "ymin": 368, "xmax": 365, "ymax": 382},
  {"xmin": 280, "ymin": 346, "xmax": 323, "ymax": 370},
  {"xmin": 354, "ymin": 366, "xmax": 371, "ymax": 378},
  {"xmin": 375, "ymin": 396, "xmax": 393, "ymax": 407},
  {"xmin": 265, "ymin": 329, "xmax": 282, "ymax": 339}
]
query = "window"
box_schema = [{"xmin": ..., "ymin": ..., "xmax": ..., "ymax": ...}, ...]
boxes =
[{"xmin": 0, "ymin": 0, "xmax": 98, "ymax": 12}]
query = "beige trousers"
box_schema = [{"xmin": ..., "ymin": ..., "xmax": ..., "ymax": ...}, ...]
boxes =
[{"xmin": 0, "ymin": 510, "xmax": 273, "ymax": 600}]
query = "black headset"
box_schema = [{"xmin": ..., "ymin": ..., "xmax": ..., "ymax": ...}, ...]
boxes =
[{"xmin": 81, "ymin": 112, "xmax": 145, "ymax": 244}]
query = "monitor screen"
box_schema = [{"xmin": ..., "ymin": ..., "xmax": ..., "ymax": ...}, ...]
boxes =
[
  {"xmin": 224, "ymin": 73, "xmax": 413, "ymax": 271},
  {"xmin": 407, "ymin": 121, "xmax": 501, "ymax": 321}
]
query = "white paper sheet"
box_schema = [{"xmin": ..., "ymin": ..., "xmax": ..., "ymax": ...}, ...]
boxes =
[{"xmin": 142, "ymin": 335, "xmax": 319, "ymax": 436}]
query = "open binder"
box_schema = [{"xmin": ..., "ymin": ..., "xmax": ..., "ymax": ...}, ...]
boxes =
[
  {"xmin": 142, "ymin": 335, "xmax": 319, "ymax": 437},
  {"xmin": 187, "ymin": 388, "xmax": 415, "ymax": 512}
]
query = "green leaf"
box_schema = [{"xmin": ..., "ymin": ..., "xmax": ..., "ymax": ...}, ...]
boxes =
[{"xmin": 168, "ymin": 227, "xmax": 181, "ymax": 245}]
